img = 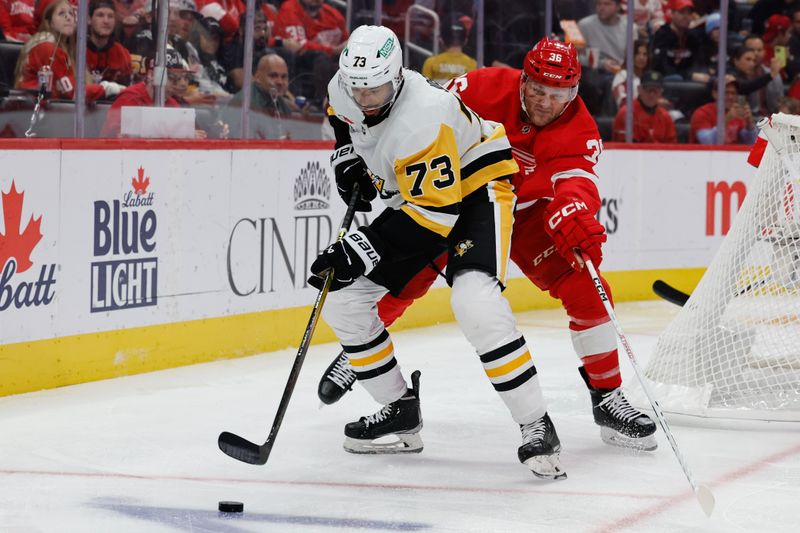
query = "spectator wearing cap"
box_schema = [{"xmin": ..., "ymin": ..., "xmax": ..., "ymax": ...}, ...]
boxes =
[
  {"xmin": 101, "ymin": 47, "xmax": 206, "ymax": 137},
  {"xmin": 123, "ymin": 0, "xmax": 202, "ymax": 83},
  {"xmin": 613, "ymin": 70, "xmax": 676, "ymax": 142},
  {"xmin": 195, "ymin": 0, "xmax": 243, "ymax": 40},
  {"xmin": 762, "ymin": 14, "xmax": 792, "ymax": 67},
  {"xmin": 87, "ymin": 0, "xmax": 133, "ymax": 86},
  {"xmin": 611, "ymin": 39, "xmax": 650, "ymax": 107},
  {"xmin": 748, "ymin": 0, "xmax": 800, "ymax": 35},
  {"xmin": 422, "ymin": 15, "xmax": 476, "ymax": 86},
  {"xmin": 275, "ymin": 0, "xmax": 348, "ymax": 105},
  {"xmin": 652, "ymin": 0, "xmax": 702, "ymax": 81},
  {"xmin": 690, "ymin": 76, "xmax": 758, "ymax": 144},
  {"xmin": 730, "ymin": 41, "xmax": 783, "ymax": 118},
  {"xmin": 223, "ymin": 52, "xmax": 301, "ymax": 139},
  {"xmin": 694, "ymin": 12, "xmax": 720, "ymax": 78},
  {"xmin": 189, "ymin": 16, "xmax": 230, "ymax": 97},
  {"xmin": 578, "ymin": 0, "xmax": 627, "ymax": 74}
]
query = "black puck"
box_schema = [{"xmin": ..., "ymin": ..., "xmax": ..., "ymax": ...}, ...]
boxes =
[{"xmin": 218, "ymin": 501, "xmax": 244, "ymax": 513}]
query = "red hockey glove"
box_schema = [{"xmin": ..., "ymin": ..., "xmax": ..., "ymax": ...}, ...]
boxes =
[{"xmin": 543, "ymin": 196, "xmax": 607, "ymax": 270}]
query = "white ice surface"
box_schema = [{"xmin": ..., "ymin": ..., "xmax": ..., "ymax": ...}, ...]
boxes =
[{"xmin": 1, "ymin": 301, "xmax": 799, "ymax": 532}]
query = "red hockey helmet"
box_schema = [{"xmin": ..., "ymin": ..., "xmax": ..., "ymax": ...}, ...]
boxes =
[{"xmin": 523, "ymin": 37, "xmax": 581, "ymax": 89}]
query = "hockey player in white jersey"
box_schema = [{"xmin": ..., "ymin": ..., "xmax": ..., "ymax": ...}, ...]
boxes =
[{"xmin": 308, "ymin": 25, "xmax": 565, "ymax": 479}]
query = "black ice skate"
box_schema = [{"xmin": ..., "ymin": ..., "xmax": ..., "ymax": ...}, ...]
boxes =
[
  {"xmin": 343, "ymin": 370, "xmax": 423, "ymax": 454},
  {"xmin": 518, "ymin": 412, "xmax": 567, "ymax": 480},
  {"xmin": 580, "ymin": 367, "xmax": 657, "ymax": 451},
  {"xmin": 318, "ymin": 350, "xmax": 357, "ymax": 405}
]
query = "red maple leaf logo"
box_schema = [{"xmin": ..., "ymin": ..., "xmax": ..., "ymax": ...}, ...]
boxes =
[
  {"xmin": 132, "ymin": 166, "xmax": 150, "ymax": 196},
  {"xmin": 0, "ymin": 181, "xmax": 43, "ymax": 274}
]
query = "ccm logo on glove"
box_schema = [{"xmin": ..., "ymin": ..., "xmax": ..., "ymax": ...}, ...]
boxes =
[{"xmin": 547, "ymin": 200, "xmax": 589, "ymax": 230}]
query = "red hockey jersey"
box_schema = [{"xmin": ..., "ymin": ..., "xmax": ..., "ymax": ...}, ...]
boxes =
[
  {"xmin": 275, "ymin": 0, "xmax": 347, "ymax": 55},
  {"xmin": 2, "ymin": 0, "xmax": 35, "ymax": 41},
  {"xmin": 87, "ymin": 40, "xmax": 132, "ymax": 85},
  {"xmin": 445, "ymin": 67, "xmax": 603, "ymax": 209},
  {"xmin": 17, "ymin": 37, "xmax": 105, "ymax": 100}
]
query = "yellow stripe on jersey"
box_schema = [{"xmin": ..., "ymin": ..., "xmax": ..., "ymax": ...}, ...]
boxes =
[
  {"xmin": 489, "ymin": 180, "xmax": 515, "ymax": 284},
  {"xmin": 401, "ymin": 203, "xmax": 454, "ymax": 237},
  {"xmin": 395, "ymin": 123, "xmax": 462, "ymax": 208},
  {"xmin": 485, "ymin": 350, "xmax": 532, "ymax": 378},
  {"xmin": 461, "ymin": 124, "xmax": 520, "ymax": 198}
]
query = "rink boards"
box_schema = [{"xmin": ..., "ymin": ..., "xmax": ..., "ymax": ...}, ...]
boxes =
[{"xmin": 0, "ymin": 140, "xmax": 754, "ymax": 396}]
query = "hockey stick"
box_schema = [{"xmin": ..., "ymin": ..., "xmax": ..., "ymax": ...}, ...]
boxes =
[
  {"xmin": 652, "ymin": 280, "xmax": 690, "ymax": 307},
  {"xmin": 218, "ymin": 184, "xmax": 362, "ymax": 465},
  {"xmin": 583, "ymin": 256, "xmax": 715, "ymax": 517}
]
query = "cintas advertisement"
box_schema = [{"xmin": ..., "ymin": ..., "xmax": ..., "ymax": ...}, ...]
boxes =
[{"xmin": 227, "ymin": 155, "xmax": 374, "ymax": 304}]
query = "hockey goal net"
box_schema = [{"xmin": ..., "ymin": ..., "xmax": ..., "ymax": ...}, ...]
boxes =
[{"xmin": 645, "ymin": 113, "xmax": 800, "ymax": 422}]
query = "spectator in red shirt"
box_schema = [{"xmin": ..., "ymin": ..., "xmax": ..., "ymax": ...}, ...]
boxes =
[
  {"xmin": 276, "ymin": 0, "xmax": 348, "ymax": 105},
  {"xmin": 14, "ymin": 0, "xmax": 120, "ymax": 100},
  {"xmin": 276, "ymin": 0, "xmax": 347, "ymax": 56},
  {"xmin": 2, "ymin": 0, "xmax": 36, "ymax": 42},
  {"xmin": 196, "ymin": 0, "xmax": 243, "ymax": 41},
  {"xmin": 690, "ymin": 76, "xmax": 759, "ymax": 144},
  {"xmin": 87, "ymin": 0, "xmax": 133, "ymax": 86},
  {"xmin": 613, "ymin": 70, "xmax": 676, "ymax": 142}
]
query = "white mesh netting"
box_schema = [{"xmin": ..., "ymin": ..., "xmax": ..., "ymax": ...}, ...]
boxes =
[{"xmin": 645, "ymin": 113, "xmax": 800, "ymax": 422}]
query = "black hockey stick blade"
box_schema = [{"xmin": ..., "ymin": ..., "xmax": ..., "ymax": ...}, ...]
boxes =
[
  {"xmin": 218, "ymin": 431, "xmax": 270, "ymax": 465},
  {"xmin": 652, "ymin": 280, "xmax": 690, "ymax": 306},
  {"xmin": 217, "ymin": 185, "xmax": 361, "ymax": 466}
]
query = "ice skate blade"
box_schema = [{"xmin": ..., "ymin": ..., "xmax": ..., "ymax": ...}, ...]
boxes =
[
  {"xmin": 343, "ymin": 433, "xmax": 423, "ymax": 454},
  {"xmin": 523, "ymin": 454, "xmax": 567, "ymax": 480},
  {"xmin": 600, "ymin": 427, "xmax": 658, "ymax": 451}
]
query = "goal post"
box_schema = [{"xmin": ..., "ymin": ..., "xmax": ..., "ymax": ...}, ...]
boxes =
[{"xmin": 643, "ymin": 113, "xmax": 800, "ymax": 423}]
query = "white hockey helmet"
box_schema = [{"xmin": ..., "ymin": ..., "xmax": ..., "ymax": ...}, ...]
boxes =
[{"xmin": 338, "ymin": 25, "xmax": 403, "ymax": 114}]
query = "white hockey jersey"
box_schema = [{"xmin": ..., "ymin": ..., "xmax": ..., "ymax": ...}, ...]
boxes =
[{"xmin": 328, "ymin": 69, "xmax": 519, "ymax": 238}]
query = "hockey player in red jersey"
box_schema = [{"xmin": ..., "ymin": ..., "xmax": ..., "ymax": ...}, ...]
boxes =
[{"xmin": 319, "ymin": 37, "xmax": 658, "ymax": 453}]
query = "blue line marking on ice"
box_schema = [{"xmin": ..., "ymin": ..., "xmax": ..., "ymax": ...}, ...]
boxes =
[{"xmin": 92, "ymin": 499, "xmax": 430, "ymax": 531}]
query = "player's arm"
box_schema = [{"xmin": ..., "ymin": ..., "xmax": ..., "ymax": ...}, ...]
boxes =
[
  {"xmin": 541, "ymin": 135, "xmax": 607, "ymax": 270},
  {"xmin": 326, "ymin": 105, "xmax": 375, "ymax": 211}
]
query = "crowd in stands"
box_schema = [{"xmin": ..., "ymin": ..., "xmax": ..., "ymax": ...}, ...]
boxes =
[
  {"xmin": 0, "ymin": 0, "xmax": 797, "ymax": 142},
  {"xmin": 568, "ymin": 0, "xmax": 800, "ymax": 144}
]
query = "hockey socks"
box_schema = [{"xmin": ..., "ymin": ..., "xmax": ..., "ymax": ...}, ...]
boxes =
[
  {"xmin": 480, "ymin": 336, "xmax": 547, "ymax": 424},
  {"xmin": 343, "ymin": 329, "xmax": 406, "ymax": 405}
]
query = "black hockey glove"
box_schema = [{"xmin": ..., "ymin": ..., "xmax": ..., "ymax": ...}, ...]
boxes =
[
  {"xmin": 331, "ymin": 144, "xmax": 377, "ymax": 212},
  {"xmin": 308, "ymin": 227, "xmax": 384, "ymax": 291}
]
